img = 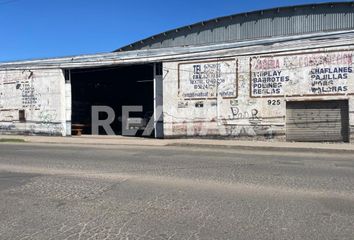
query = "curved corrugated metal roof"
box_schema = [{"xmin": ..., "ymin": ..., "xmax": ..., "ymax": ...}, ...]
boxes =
[{"xmin": 116, "ymin": 1, "xmax": 354, "ymax": 52}]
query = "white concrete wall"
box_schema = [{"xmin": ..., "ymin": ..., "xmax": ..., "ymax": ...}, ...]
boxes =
[
  {"xmin": 163, "ymin": 46, "xmax": 354, "ymax": 141},
  {"xmin": 0, "ymin": 69, "xmax": 67, "ymax": 136}
]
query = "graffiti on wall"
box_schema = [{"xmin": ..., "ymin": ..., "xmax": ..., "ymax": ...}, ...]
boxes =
[
  {"xmin": 178, "ymin": 59, "xmax": 237, "ymax": 99},
  {"xmin": 170, "ymin": 119, "xmax": 276, "ymax": 139},
  {"xmin": 250, "ymin": 52, "xmax": 353, "ymax": 97},
  {"xmin": 0, "ymin": 70, "xmax": 63, "ymax": 135},
  {"xmin": 230, "ymin": 107, "xmax": 259, "ymax": 121}
]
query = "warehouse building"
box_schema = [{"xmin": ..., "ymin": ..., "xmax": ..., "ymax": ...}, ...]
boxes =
[{"xmin": 0, "ymin": 2, "xmax": 354, "ymax": 142}]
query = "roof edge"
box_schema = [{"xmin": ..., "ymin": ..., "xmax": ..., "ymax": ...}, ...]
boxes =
[{"xmin": 115, "ymin": 1, "xmax": 354, "ymax": 52}]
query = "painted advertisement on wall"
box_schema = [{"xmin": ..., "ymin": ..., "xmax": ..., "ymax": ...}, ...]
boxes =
[
  {"xmin": 178, "ymin": 59, "xmax": 237, "ymax": 99},
  {"xmin": 250, "ymin": 51, "xmax": 354, "ymax": 97}
]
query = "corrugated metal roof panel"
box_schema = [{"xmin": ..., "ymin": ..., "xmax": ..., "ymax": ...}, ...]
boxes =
[{"xmin": 117, "ymin": 2, "xmax": 354, "ymax": 52}]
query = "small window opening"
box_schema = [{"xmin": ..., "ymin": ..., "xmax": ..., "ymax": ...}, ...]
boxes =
[
  {"xmin": 19, "ymin": 110, "xmax": 26, "ymax": 122},
  {"xmin": 63, "ymin": 69, "xmax": 71, "ymax": 83},
  {"xmin": 155, "ymin": 63, "xmax": 163, "ymax": 76}
]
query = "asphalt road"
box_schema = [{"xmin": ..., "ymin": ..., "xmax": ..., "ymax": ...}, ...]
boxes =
[{"xmin": 0, "ymin": 143, "xmax": 354, "ymax": 240}]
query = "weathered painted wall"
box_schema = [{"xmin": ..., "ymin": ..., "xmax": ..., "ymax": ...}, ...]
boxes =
[
  {"xmin": 163, "ymin": 46, "xmax": 354, "ymax": 141},
  {"xmin": 0, "ymin": 69, "xmax": 67, "ymax": 136}
]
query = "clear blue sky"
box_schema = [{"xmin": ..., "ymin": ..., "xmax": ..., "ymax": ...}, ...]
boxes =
[{"xmin": 0, "ymin": 0, "xmax": 350, "ymax": 62}]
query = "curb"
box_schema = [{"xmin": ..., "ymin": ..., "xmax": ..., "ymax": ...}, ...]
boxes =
[
  {"xmin": 167, "ymin": 143, "xmax": 354, "ymax": 154},
  {"xmin": 1, "ymin": 136, "xmax": 354, "ymax": 154}
]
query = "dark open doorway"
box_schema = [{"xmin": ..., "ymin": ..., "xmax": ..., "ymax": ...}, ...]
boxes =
[{"xmin": 70, "ymin": 64, "xmax": 154, "ymax": 136}]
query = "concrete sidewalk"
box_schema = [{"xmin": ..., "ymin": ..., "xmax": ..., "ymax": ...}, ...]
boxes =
[{"xmin": 1, "ymin": 135, "xmax": 354, "ymax": 153}]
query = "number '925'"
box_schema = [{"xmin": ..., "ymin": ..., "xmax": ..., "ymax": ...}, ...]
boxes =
[{"xmin": 268, "ymin": 100, "xmax": 281, "ymax": 106}]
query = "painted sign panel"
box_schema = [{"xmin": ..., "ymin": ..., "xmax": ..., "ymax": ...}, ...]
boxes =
[
  {"xmin": 178, "ymin": 59, "xmax": 237, "ymax": 99},
  {"xmin": 250, "ymin": 51, "xmax": 354, "ymax": 97}
]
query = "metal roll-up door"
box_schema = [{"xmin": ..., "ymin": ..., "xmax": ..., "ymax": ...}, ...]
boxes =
[{"xmin": 286, "ymin": 100, "xmax": 349, "ymax": 142}]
